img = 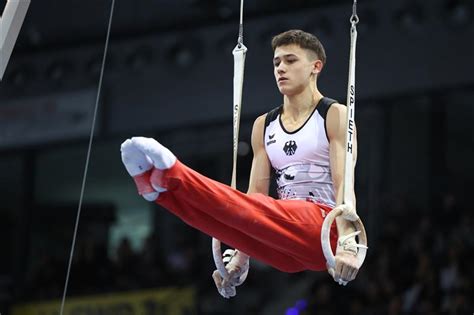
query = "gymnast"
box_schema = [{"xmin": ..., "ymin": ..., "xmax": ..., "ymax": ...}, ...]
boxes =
[{"xmin": 121, "ymin": 30, "xmax": 366, "ymax": 298}]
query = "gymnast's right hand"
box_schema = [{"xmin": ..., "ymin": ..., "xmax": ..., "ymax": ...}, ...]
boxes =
[
  {"xmin": 212, "ymin": 249, "xmax": 249, "ymax": 298},
  {"xmin": 121, "ymin": 138, "xmax": 161, "ymax": 201}
]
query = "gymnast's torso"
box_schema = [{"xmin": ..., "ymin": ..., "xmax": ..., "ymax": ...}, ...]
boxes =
[{"xmin": 264, "ymin": 97, "xmax": 337, "ymax": 208}]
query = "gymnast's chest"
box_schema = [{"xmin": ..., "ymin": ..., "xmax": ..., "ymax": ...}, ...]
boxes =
[{"xmin": 264, "ymin": 115, "xmax": 328, "ymax": 169}]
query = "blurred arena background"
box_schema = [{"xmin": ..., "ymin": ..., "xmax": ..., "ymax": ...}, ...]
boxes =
[{"xmin": 0, "ymin": 0, "xmax": 473, "ymax": 314}]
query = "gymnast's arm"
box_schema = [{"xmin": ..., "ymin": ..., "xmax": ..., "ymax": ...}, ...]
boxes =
[
  {"xmin": 247, "ymin": 114, "xmax": 271, "ymax": 195},
  {"xmin": 327, "ymin": 104, "xmax": 357, "ymax": 235},
  {"xmin": 228, "ymin": 114, "xmax": 271, "ymax": 264},
  {"xmin": 213, "ymin": 114, "xmax": 271, "ymax": 284}
]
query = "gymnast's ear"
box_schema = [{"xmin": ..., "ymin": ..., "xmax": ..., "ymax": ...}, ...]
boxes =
[{"xmin": 312, "ymin": 59, "xmax": 323, "ymax": 75}]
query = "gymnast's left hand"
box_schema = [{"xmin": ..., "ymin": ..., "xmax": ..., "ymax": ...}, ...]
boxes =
[
  {"xmin": 332, "ymin": 248, "xmax": 359, "ymax": 285},
  {"xmin": 328, "ymin": 230, "xmax": 362, "ymax": 285}
]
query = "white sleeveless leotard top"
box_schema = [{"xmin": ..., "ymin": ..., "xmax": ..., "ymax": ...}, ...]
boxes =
[{"xmin": 264, "ymin": 97, "xmax": 337, "ymax": 208}]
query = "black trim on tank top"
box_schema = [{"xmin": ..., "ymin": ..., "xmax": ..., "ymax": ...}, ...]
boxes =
[
  {"xmin": 278, "ymin": 97, "xmax": 336, "ymax": 135},
  {"xmin": 263, "ymin": 105, "xmax": 283, "ymax": 141},
  {"xmin": 316, "ymin": 97, "xmax": 338, "ymax": 142}
]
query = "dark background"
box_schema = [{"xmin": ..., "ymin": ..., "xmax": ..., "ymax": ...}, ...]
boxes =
[{"xmin": 0, "ymin": 0, "xmax": 473, "ymax": 314}]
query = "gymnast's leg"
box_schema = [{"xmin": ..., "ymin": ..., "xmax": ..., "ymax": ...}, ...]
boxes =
[{"xmin": 121, "ymin": 137, "xmax": 337, "ymax": 271}]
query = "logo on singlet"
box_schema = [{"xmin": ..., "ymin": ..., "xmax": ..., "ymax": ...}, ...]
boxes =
[
  {"xmin": 266, "ymin": 134, "xmax": 276, "ymax": 146},
  {"xmin": 283, "ymin": 140, "xmax": 297, "ymax": 156}
]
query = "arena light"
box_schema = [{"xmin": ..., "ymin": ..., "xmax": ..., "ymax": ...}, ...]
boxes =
[
  {"xmin": 395, "ymin": 4, "xmax": 424, "ymax": 31},
  {"xmin": 46, "ymin": 61, "xmax": 74, "ymax": 81},
  {"xmin": 6, "ymin": 63, "xmax": 35, "ymax": 86},
  {"xmin": 125, "ymin": 45, "xmax": 153, "ymax": 70},
  {"xmin": 167, "ymin": 39, "xmax": 202, "ymax": 69},
  {"xmin": 445, "ymin": 0, "xmax": 472, "ymax": 27}
]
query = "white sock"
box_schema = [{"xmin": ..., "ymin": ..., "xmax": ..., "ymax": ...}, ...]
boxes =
[
  {"xmin": 143, "ymin": 192, "xmax": 160, "ymax": 201},
  {"xmin": 121, "ymin": 139, "xmax": 165, "ymax": 201},
  {"xmin": 131, "ymin": 137, "xmax": 176, "ymax": 170},
  {"xmin": 121, "ymin": 139, "xmax": 153, "ymax": 176}
]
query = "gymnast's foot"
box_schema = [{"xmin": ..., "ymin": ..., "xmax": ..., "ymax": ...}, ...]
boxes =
[
  {"xmin": 121, "ymin": 137, "xmax": 172, "ymax": 201},
  {"xmin": 130, "ymin": 136, "xmax": 177, "ymax": 194},
  {"xmin": 130, "ymin": 137, "xmax": 176, "ymax": 170}
]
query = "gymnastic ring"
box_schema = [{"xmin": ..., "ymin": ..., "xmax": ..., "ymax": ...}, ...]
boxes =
[{"xmin": 321, "ymin": 206, "xmax": 368, "ymax": 271}]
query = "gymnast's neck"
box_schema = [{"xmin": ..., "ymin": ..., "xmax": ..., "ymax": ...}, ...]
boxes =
[{"xmin": 282, "ymin": 82, "xmax": 323, "ymax": 122}]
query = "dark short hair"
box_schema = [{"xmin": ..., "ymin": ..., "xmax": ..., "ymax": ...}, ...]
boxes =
[{"xmin": 271, "ymin": 29, "xmax": 326, "ymax": 65}]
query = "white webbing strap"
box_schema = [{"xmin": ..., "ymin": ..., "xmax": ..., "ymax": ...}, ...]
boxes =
[
  {"xmin": 212, "ymin": 0, "xmax": 249, "ymax": 283},
  {"xmin": 342, "ymin": 17, "xmax": 358, "ymax": 209},
  {"xmin": 321, "ymin": 0, "xmax": 368, "ymax": 281},
  {"xmin": 230, "ymin": 42, "xmax": 247, "ymax": 189}
]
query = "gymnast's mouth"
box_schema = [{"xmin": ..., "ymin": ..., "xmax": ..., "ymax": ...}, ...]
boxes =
[{"xmin": 278, "ymin": 77, "xmax": 288, "ymax": 82}]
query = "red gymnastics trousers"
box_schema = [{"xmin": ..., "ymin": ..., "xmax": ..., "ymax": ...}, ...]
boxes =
[{"xmin": 134, "ymin": 160, "xmax": 338, "ymax": 273}]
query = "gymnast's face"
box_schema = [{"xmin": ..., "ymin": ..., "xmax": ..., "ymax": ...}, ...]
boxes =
[{"xmin": 273, "ymin": 44, "xmax": 321, "ymax": 96}]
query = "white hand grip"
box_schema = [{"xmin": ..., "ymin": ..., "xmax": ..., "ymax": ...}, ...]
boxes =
[{"xmin": 321, "ymin": 206, "xmax": 368, "ymax": 270}]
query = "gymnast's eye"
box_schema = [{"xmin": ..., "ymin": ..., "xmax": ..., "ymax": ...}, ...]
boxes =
[{"xmin": 273, "ymin": 60, "xmax": 281, "ymax": 67}]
